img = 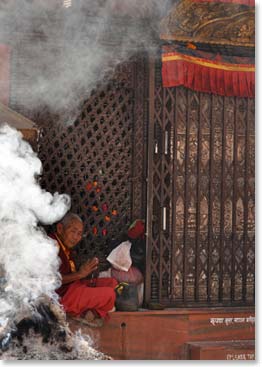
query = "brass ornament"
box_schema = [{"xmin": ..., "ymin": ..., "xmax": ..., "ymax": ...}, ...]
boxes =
[{"xmin": 160, "ymin": 0, "xmax": 255, "ymax": 47}]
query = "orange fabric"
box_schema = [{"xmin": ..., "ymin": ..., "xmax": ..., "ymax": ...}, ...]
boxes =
[
  {"xmin": 50, "ymin": 232, "xmax": 118, "ymax": 319},
  {"xmin": 54, "ymin": 233, "xmax": 76, "ymax": 273},
  {"xmin": 61, "ymin": 278, "xmax": 118, "ymax": 319},
  {"xmin": 162, "ymin": 53, "xmax": 255, "ymax": 72}
]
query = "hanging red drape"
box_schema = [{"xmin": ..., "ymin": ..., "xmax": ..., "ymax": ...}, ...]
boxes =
[{"xmin": 162, "ymin": 47, "xmax": 255, "ymax": 98}]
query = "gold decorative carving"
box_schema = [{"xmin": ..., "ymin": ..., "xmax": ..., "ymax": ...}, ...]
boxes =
[{"xmin": 160, "ymin": 0, "xmax": 255, "ymax": 47}]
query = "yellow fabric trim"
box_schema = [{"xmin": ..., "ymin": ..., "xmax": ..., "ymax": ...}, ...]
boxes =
[
  {"xmin": 54, "ymin": 233, "xmax": 76, "ymax": 273},
  {"xmin": 162, "ymin": 53, "xmax": 255, "ymax": 72}
]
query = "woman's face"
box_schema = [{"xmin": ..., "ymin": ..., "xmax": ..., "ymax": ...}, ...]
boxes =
[{"xmin": 57, "ymin": 219, "xmax": 84, "ymax": 249}]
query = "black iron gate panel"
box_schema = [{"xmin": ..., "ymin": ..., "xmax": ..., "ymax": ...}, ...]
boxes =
[
  {"xmin": 37, "ymin": 60, "xmax": 148, "ymax": 261},
  {"xmin": 145, "ymin": 59, "xmax": 255, "ymax": 307}
]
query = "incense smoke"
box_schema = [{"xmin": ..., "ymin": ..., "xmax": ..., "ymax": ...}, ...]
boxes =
[
  {"xmin": 0, "ymin": 0, "xmax": 173, "ymax": 358},
  {"xmin": 0, "ymin": 124, "xmax": 70, "ymax": 334},
  {"xmin": 0, "ymin": 124, "xmax": 112, "ymax": 359},
  {"xmin": 0, "ymin": 0, "xmax": 172, "ymax": 123}
]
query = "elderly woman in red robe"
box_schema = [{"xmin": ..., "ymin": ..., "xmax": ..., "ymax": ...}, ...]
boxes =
[{"xmin": 50, "ymin": 212, "xmax": 117, "ymax": 328}]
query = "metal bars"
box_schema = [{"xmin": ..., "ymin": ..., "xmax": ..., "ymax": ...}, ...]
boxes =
[
  {"xmin": 146, "ymin": 62, "xmax": 255, "ymax": 307},
  {"xmin": 37, "ymin": 60, "xmax": 147, "ymax": 262}
]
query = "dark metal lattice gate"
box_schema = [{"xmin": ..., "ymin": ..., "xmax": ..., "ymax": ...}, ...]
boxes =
[
  {"xmin": 35, "ymin": 54, "xmax": 254, "ymax": 307},
  {"xmin": 145, "ymin": 58, "xmax": 255, "ymax": 307},
  {"xmin": 37, "ymin": 58, "xmax": 148, "ymax": 261}
]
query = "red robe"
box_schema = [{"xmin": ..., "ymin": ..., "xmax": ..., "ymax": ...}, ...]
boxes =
[{"xmin": 50, "ymin": 233, "xmax": 117, "ymax": 319}]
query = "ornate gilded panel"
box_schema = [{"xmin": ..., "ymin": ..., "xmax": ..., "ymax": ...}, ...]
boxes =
[{"xmin": 160, "ymin": 0, "xmax": 255, "ymax": 48}]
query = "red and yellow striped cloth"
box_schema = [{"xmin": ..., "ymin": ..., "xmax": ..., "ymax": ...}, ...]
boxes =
[{"xmin": 162, "ymin": 47, "xmax": 255, "ymax": 98}]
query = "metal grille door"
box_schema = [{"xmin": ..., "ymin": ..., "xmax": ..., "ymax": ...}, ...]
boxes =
[{"xmin": 145, "ymin": 59, "xmax": 255, "ymax": 307}]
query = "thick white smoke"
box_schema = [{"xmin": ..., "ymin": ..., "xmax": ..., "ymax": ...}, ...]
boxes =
[
  {"xmin": 0, "ymin": 0, "xmax": 173, "ymax": 359},
  {"xmin": 0, "ymin": 0, "xmax": 172, "ymax": 123},
  {"xmin": 0, "ymin": 124, "xmax": 71, "ymax": 328}
]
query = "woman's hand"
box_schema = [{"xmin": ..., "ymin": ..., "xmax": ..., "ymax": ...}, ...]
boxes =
[{"xmin": 79, "ymin": 257, "xmax": 99, "ymax": 278}]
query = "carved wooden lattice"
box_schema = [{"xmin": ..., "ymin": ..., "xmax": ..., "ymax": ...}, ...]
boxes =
[
  {"xmin": 37, "ymin": 61, "xmax": 147, "ymax": 261},
  {"xmin": 146, "ymin": 59, "xmax": 255, "ymax": 306}
]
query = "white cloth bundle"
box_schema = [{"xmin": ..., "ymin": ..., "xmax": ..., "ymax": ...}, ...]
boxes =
[{"xmin": 106, "ymin": 241, "xmax": 132, "ymax": 272}]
